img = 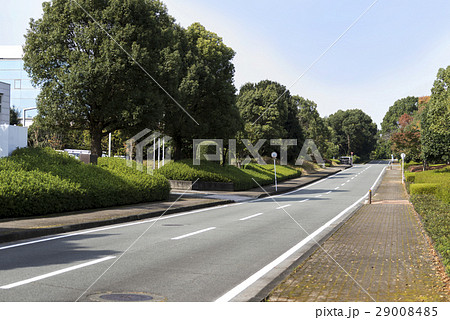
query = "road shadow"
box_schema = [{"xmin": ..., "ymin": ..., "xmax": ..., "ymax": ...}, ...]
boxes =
[{"xmin": 0, "ymin": 233, "xmax": 120, "ymax": 271}]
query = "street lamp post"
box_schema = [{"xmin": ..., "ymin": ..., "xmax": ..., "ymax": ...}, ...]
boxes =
[{"xmin": 271, "ymin": 152, "xmax": 278, "ymax": 191}]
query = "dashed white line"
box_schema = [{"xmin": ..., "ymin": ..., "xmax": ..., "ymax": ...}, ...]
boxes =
[
  {"xmin": 298, "ymin": 199, "xmax": 310, "ymax": 203},
  {"xmin": 315, "ymin": 194, "xmax": 323, "ymax": 198},
  {"xmin": 334, "ymin": 186, "xmax": 340, "ymax": 190},
  {"xmin": 341, "ymin": 183, "xmax": 346, "ymax": 186},
  {"xmin": 171, "ymin": 227, "xmax": 216, "ymax": 240},
  {"xmin": 239, "ymin": 213, "xmax": 264, "ymax": 221},
  {"xmin": 346, "ymin": 180, "xmax": 351, "ymax": 183},
  {"xmin": 276, "ymin": 205, "xmax": 291, "ymax": 210},
  {"xmin": 0, "ymin": 256, "xmax": 116, "ymax": 289},
  {"xmin": 325, "ymin": 191, "xmax": 332, "ymax": 195}
]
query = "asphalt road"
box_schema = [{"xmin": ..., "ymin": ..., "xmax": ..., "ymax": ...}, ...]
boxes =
[{"xmin": 0, "ymin": 161, "xmax": 387, "ymax": 302}]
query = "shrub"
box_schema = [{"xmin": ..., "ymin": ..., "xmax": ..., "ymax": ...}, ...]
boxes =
[
  {"xmin": 409, "ymin": 183, "xmax": 439, "ymax": 196},
  {"xmin": 0, "ymin": 148, "xmax": 170, "ymax": 218},
  {"xmin": 405, "ymin": 172, "xmax": 415, "ymax": 183},
  {"xmin": 157, "ymin": 160, "xmax": 302, "ymax": 191},
  {"xmin": 410, "ymin": 194, "xmax": 450, "ymax": 275}
]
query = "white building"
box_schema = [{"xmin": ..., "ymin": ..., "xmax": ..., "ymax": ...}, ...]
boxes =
[
  {"xmin": 0, "ymin": 45, "xmax": 40, "ymax": 127},
  {"xmin": 0, "ymin": 81, "xmax": 28, "ymax": 157}
]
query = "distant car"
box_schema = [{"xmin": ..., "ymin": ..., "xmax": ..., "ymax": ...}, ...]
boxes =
[{"xmin": 339, "ymin": 156, "xmax": 352, "ymax": 165}]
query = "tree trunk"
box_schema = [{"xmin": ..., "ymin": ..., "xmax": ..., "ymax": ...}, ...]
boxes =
[
  {"xmin": 90, "ymin": 126, "xmax": 103, "ymax": 163},
  {"xmin": 172, "ymin": 136, "xmax": 183, "ymax": 161}
]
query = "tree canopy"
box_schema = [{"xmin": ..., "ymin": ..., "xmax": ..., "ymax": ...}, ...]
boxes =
[
  {"xmin": 421, "ymin": 66, "xmax": 450, "ymax": 163},
  {"xmin": 381, "ymin": 96, "xmax": 418, "ymax": 136},
  {"xmin": 23, "ymin": 0, "xmax": 175, "ymax": 156},
  {"xmin": 327, "ymin": 109, "xmax": 377, "ymax": 159}
]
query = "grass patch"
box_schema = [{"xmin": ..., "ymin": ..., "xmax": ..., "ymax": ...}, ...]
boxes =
[
  {"xmin": 410, "ymin": 194, "xmax": 450, "ymax": 275},
  {"xmin": 156, "ymin": 160, "xmax": 302, "ymax": 191},
  {"xmin": 0, "ymin": 148, "xmax": 170, "ymax": 218}
]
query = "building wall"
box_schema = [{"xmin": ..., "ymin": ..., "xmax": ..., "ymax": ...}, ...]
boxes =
[
  {"xmin": 0, "ymin": 81, "xmax": 10, "ymax": 125},
  {"xmin": 0, "ymin": 46, "xmax": 40, "ymax": 125}
]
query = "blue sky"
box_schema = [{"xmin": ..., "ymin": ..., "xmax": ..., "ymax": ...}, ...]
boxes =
[{"xmin": 2, "ymin": 0, "xmax": 450, "ymax": 127}]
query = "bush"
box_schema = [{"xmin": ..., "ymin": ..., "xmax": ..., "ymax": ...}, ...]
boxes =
[
  {"xmin": 410, "ymin": 183, "xmax": 439, "ymax": 196},
  {"xmin": 410, "ymin": 194, "xmax": 450, "ymax": 275},
  {"xmin": 405, "ymin": 172, "xmax": 415, "ymax": 183},
  {"xmin": 0, "ymin": 148, "xmax": 170, "ymax": 218},
  {"xmin": 157, "ymin": 160, "xmax": 302, "ymax": 191}
]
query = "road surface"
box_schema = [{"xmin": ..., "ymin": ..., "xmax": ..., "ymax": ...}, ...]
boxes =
[{"xmin": 0, "ymin": 161, "xmax": 387, "ymax": 302}]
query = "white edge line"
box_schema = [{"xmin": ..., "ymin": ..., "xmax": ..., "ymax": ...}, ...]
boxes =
[
  {"xmin": 215, "ymin": 165, "xmax": 387, "ymax": 302},
  {"xmin": 171, "ymin": 227, "xmax": 216, "ymax": 240},
  {"xmin": 239, "ymin": 213, "xmax": 264, "ymax": 221},
  {"xmin": 0, "ymin": 256, "xmax": 116, "ymax": 289}
]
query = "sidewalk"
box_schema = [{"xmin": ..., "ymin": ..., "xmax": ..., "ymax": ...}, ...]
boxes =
[
  {"xmin": 268, "ymin": 165, "xmax": 449, "ymax": 302},
  {"xmin": 0, "ymin": 166, "xmax": 345, "ymax": 244}
]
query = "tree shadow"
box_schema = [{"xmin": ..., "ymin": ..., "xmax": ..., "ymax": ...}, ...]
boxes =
[{"xmin": 0, "ymin": 233, "xmax": 120, "ymax": 271}]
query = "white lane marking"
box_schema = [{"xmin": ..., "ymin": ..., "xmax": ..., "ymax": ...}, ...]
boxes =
[
  {"xmin": 341, "ymin": 183, "xmax": 346, "ymax": 186},
  {"xmin": 239, "ymin": 213, "xmax": 264, "ymax": 221},
  {"xmin": 298, "ymin": 199, "xmax": 310, "ymax": 203},
  {"xmin": 346, "ymin": 180, "xmax": 351, "ymax": 183},
  {"xmin": 315, "ymin": 194, "xmax": 323, "ymax": 198},
  {"xmin": 276, "ymin": 205, "xmax": 291, "ymax": 210},
  {"xmin": 351, "ymin": 177, "xmax": 355, "ymax": 180},
  {"xmin": 0, "ymin": 168, "xmax": 353, "ymax": 252},
  {"xmin": 215, "ymin": 165, "xmax": 387, "ymax": 302},
  {"xmin": 171, "ymin": 227, "xmax": 216, "ymax": 240},
  {"xmin": 325, "ymin": 191, "xmax": 332, "ymax": 195},
  {"xmin": 334, "ymin": 186, "xmax": 340, "ymax": 190},
  {"xmin": 0, "ymin": 256, "xmax": 116, "ymax": 289}
]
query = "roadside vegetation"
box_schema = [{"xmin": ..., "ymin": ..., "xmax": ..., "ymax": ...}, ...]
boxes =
[
  {"xmin": 405, "ymin": 165, "xmax": 450, "ymax": 274},
  {"xmin": 0, "ymin": 148, "xmax": 170, "ymax": 218},
  {"xmin": 156, "ymin": 160, "xmax": 302, "ymax": 191}
]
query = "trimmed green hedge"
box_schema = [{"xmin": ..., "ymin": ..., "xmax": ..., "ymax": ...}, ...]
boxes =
[
  {"xmin": 410, "ymin": 195, "xmax": 450, "ymax": 275},
  {"xmin": 157, "ymin": 160, "xmax": 302, "ymax": 191},
  {"xmin": 410, "ymin": 183, "xmax": 439, "ymax": 196},
  {"xmin": 0, "ymin": 148, "xmax": 170, "ymax": 218},
  {"xmin": 406, "ymin": 167, "xmax": 450, "ymax": 203}
]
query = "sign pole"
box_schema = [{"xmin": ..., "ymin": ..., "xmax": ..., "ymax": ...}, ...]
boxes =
[{"xmin": 271, "ymin": 152, "xmax": 278, "ymax": 192}]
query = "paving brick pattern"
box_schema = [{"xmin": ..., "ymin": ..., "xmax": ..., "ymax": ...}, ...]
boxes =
[{"xmin": 269, "ymin": 166, "xmax": 448, "ymax": 302}]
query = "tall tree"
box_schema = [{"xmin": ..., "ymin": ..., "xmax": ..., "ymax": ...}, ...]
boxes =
[
  {"xmin": 327, "ymin": 109, "xmax": 377, "ymax": 159},
  {"xmin": 161, "ymin": 22, "xmax": 241, "ymax": 160},
  {"xmin": 237, "ymin": 80, "xmax": 303, "ymax": 157},
  {"xmin": 23, "ymin": 0, "xmax": 175, "ymax": 157},
  {"xmin": 293, "ymin": 96, "xmax": 330, "ymax": 156},
  {"xmin": 421, "ymin": 66, "xmax": 450, "ymax": 163},
  {"xmin": 381, "ymin": 96, "xmax": 418, "ymax": 137},
  {"xmin": 390, "ymin": 113, "xmax": 421, "ymax": 161}
]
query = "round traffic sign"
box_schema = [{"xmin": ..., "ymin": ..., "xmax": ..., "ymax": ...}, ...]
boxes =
[{"xmin": 271, "ymin": 152, "xmax": 277, "ymax": 159}]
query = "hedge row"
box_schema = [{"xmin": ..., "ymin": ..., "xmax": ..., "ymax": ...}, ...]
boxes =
[
  {"xmin": 157, "ymin": 160, "xmax": 302, "ymax": 191},
  {"xmin": 406, "ymin": 167, "xmax": 450, "ymax": 203},
  {"xmin": 0, "ymin": 148, "xmax": 170, "ymax": 218},
  {"xmin": 410, "ymin": 194, "xmax": 450, "ymax": 275}
]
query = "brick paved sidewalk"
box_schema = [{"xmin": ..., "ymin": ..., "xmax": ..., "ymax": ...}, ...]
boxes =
[{"xmin": 268, "ymin": 165, "xmax": 449, "ymax": 302}]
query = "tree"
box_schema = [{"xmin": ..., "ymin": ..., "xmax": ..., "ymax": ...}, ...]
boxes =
[
  {"xmin": 10, "ymin": 106, "xmax": 20, "ymax": 125},
  {"xmin": 161, "ymin": 23, "xmax": 241, "ymax": 161},
  {"xmin": 23, "ymin": 0, "xmax": 175, "ymax": 157},
  {"xmin": 421, "ymin": 66, "xmax": 450, "ymax": 163},
  {"xmin": 390, "ymin": 113, "xmax": 421, "ymax": 161},
  {"xmin": 237, "ymin": 80, "xmax": 303, "ymax": 157},
  {"xmin": 381, "ymin": 96, "xmax": 418, "ymax": 137},
  {"xmin": 293, "ymin": 96, "xmax": 330, "ymax": 156},
  {"xmin": 327, "ymin": 109, "xmax": 378, "ymax": 159}
]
